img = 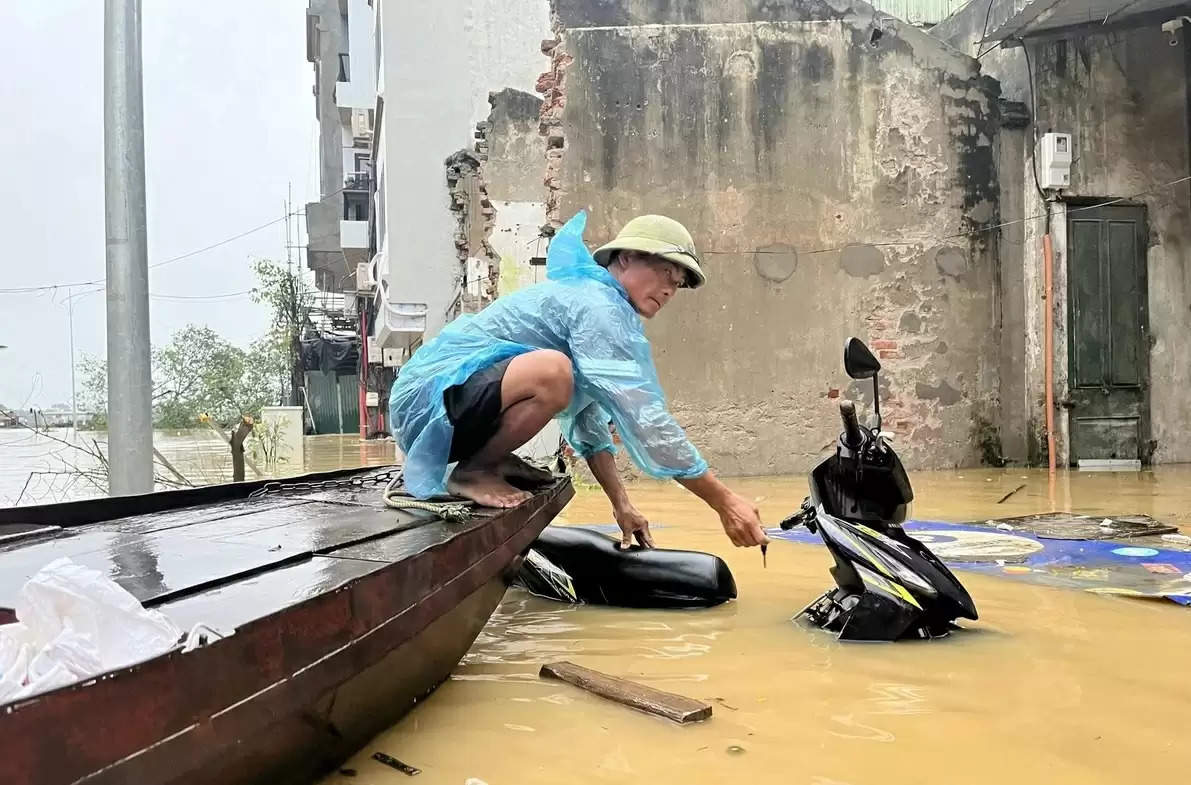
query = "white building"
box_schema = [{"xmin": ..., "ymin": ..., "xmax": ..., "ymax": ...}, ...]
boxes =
[{"xmin": 369, "ymin": 0, "xmax": 552, "ymax": 361}]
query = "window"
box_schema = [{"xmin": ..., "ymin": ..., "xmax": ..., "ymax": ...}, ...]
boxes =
[
  {"xmin": 344, "ymin": 191, "xmax": 369, "ymax": 221},
  {"xmin": 337, "ymin": 53, "xmax": 350, "ymax": 82}
]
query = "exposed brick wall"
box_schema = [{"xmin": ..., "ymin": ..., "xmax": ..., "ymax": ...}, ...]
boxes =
[
  {"xmin": 444, "ymin": 149, "xmax": 500, "ymax": 317},
  {"xmin": 537, "ymin": 37, "xmax": 572, "ymax": 228}
]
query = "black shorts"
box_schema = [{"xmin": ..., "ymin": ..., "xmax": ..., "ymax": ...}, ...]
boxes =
[{"xmin": 443, "ymin": 357, "xmax": 513, "ymax": 463}]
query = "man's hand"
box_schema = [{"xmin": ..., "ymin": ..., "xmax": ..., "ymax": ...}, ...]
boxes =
[
  {"xmin": 585, "ymin": 450, "xmax": 654, "ymax": 548},
  {"xmin": 614, "ymin": 502, "xmax": 655, "ymax": 549},
  {"xmin": 678, "ymin": 470, "xmax": 769, "ymax": 548},
  {"xmin": 712, "ymin": 492, "xmax": 767, "ymax": 547}
]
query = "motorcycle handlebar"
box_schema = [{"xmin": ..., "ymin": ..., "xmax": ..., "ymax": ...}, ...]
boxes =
[{"xmin": 839, "ymin": 399, "xmax": 864, "ymax": 447}]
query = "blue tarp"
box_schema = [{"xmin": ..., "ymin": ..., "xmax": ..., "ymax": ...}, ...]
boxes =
[{"xmin": 768, "ymin": 520, "xmax": 1191, "ymax": 606}]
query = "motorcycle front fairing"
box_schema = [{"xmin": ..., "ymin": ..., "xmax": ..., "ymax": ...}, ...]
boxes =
[
  {"xmin": 802, "ymin": 448, "xmax": 977, "ymax": 639},
  {"xmin": 810, "ymin": 507, "xmax": 978, "ymax": 627}
]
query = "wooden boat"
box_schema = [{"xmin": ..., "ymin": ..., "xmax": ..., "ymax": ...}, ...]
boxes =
[{"xmin": 0, "ymin": 466, "xmax": 572, "ymax": 785}]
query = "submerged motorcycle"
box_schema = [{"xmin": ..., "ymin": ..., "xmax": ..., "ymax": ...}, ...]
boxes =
[{"xmin": 780, "ymin": 338, "xmax": 978, "ymax": 641}]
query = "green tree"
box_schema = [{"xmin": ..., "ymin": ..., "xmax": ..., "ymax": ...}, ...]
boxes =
[
  {"xmin": 77, "ymin": 354, "xmax": 109, "ymax": 428},
  {"xmin": 153, "ymin": 326, "xmax": 248, "ymax": 428},
  {"xmin": 78, "ymin": 325, "xmax": 288, "ymax": 430},
  {"xmin": 251, "ymin": 259, "xmax": 314, "ymax": 407}
]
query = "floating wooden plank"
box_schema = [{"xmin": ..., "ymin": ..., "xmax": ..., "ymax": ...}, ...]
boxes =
[
  {"xmin": 539, "ymin": 661, "xmax": 712, "ymax": 724},
  {"xmin": 371, "ymin": 752, "xmax": 420, "ymax": 776}
]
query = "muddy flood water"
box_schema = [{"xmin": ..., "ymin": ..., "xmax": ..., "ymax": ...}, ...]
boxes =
[
  {"xmin": 0, "ymin": 429, "xmax": 395, "ymax": 506},
  {"xmin": 329, "ymin": 467, "xmax": 1191, "ymax": 785}
]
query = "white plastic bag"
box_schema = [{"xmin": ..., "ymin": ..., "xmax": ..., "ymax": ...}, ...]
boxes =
[{"xmin": 0, "ymin": 557, "xmax": 182, "ymax": 702}]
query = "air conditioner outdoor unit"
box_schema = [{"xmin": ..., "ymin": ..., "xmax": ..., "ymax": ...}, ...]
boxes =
[
  {"xmin": 351, "ymin": 108, "xmax": 373, "ymax": 139},
  {"xmin": 355, "ymin": 262, "xmax": 375, "ymax": 293}
]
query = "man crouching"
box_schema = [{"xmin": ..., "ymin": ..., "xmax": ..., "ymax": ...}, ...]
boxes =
[{"xmin": 388, "ymin": 212, "xmax": 767, "ymax": 550}]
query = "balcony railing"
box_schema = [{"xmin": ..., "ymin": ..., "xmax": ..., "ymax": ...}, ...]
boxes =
[{"xmin": 344, "ymin": 171, "xmax": 371, "ymax": 191}]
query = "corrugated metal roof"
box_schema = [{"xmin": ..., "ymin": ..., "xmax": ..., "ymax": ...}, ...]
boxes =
[
  {"xmin": 871, "ymin": 0, "xmax": 978, "ymax": 25},
  {"xmin": 987, "ymin": 0, "xmax": 1187, "ymax": 38}
]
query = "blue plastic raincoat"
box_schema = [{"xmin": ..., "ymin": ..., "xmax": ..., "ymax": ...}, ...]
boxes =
[{"xmin": 389, "ymin": 211, "xmax": 708, "ymax": 498}]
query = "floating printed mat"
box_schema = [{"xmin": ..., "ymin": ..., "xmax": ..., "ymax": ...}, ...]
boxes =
[{"xmin": 768, "ymin": 520, "xmax": 1191, "ymax": 606}]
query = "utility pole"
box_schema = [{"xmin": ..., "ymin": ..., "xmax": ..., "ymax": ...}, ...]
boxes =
[
  {"xmin": 68, "ymin": 287, "xmax": 78, "ymax": 432},
  {"xmin": 286, "ymin": 182, "xmax": 294, "ymax": 273},
  {"xmin": 104, "ymin": 0, "xmax": 154, "ymax": 495}
]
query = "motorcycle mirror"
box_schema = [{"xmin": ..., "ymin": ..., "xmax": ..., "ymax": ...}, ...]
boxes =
[
  {"xmin": 844, "ymin": 338, "xmax": 881, "ymax": 379},
  {"xmin": 844, "ymin": 337, "xmax": 883, "ymax": 431}
]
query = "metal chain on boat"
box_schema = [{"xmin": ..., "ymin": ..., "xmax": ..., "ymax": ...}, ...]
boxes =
[
  {"xmin": 248, "ymin": 468, "xmax": 474, "ymax": 523},
  {"xmin": 248, "ymin": 469, "xmax": 400, "ymax": 499}
]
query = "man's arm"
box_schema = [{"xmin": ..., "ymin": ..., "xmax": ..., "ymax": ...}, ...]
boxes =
[
  {"xmin": 679, "ymin": 470, "xmax": 768, "ymax": 548},
  {"xmin": 567, "ymin": 300, "xmax": 763, "ymax": 548},
  {"xmin": 586, "ymin": 449, "xmax": 655, "ymax": 548},
  {"xmin": 588, "ymin": 450, "xmax": 766, "ymax": 550}
]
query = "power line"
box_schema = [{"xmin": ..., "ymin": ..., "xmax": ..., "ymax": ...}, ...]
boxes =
[
  {"xmin": 0, "ymin": 186, "xmax": 345, "ymax": 295},
  {"xmin": 147, "ymin": 216, "xmax": 297, "ymax": 272},
  {"xmin": 700, "ymin": 173, "xmax": 1191, "ymax": 257},
  {"xmin": 46, "ymin": 285, "xmax": 252, "ymax": 303},
  {"xmin": 0, "ymin": 214, "xmax": 298, "ymax": 294},
  {"xmin": 148, "ymin": 289, "xmax": 254, "ymax": 301},
  {"xmin": 974, "ymin": 0, "xmax": 999, "ymax": 59}
]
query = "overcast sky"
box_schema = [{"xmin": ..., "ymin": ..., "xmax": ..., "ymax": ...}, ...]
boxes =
[{"xmin": 0, "ymin": 1, "xmax": 315, "ymax": 409}]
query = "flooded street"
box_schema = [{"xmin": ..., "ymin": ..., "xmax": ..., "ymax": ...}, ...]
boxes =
[
  {"xmin": 330, "ymin": 468, "xmax": 1191, "ymax": 785},
  {"xmin": 3, "ymin": 428, "xmax": 1188, "ymax": 784},
  {"xmin": 0, "ymin": 429, "xmax": 396, "ymax": 506}
]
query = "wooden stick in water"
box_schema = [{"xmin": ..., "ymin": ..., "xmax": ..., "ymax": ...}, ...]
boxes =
[{"xmin": 539, "ymin": 661, "xmax": 712, "ymax": 724}]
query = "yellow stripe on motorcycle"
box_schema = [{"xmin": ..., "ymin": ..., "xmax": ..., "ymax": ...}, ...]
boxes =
[
  {"xmin": 838, "ymin": 529, "xmax": 895, "ymax": 580},
  {"xmin": 854, "ymin": 563, "xmax": 922, "ymax": 610}
]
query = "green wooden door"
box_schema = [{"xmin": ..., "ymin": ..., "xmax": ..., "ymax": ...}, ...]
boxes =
[{"xmin": 1066, "ymin": 204, "xmax": 1150, "ymax": 464}]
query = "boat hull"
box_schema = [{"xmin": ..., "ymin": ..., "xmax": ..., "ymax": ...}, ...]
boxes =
[{"xmin": 0, "ymin": 472, "xmax": 572, "ymax": 785}]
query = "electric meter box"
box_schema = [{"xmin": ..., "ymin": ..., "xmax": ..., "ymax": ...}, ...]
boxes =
[{"xmin": 1038, "ymin": 132, "xmax": 1072, "ymax": 190}]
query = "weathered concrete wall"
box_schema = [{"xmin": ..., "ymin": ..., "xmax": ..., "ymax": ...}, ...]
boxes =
[
  {"xmin": 996, "ymin": 118, "xmax": 1028, "ymax": 463},
  {"xmin": 484, "ymin": 88, "xmax": 553, "ymax": 295},
  {"xmin": 551, "ymin": 0, "xmax": 1001, "ymax": 475},
  {"xmin": 936, "ymin": 5, "xmax": 1191, "ymax": 464},
  {"xmin": 485, "ymin": 88, "xmax": 548, "ymax": 201},
  {"xmin": 481, "ymin": 88, "xmax": 562, "ymax": 458},
  {"xmin": 305, "ymin": 200, "xmax": 342, "ymax": 292}
]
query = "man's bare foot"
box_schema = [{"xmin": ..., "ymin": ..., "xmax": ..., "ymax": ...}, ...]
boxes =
[
  {"xmin": 448, "ymin": 465, "xmax": 533, "ymax": 508},
  {"xmin": 498, "ymin": 453, "xmax": 555, "ymax": 486}
]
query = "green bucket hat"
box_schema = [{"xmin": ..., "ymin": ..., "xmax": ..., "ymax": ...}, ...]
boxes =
[{"xmin": 592, "ymin": 215, "xmax": 706, "ymax": 289}]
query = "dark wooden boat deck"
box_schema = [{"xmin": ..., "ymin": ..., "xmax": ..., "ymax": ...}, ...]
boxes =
[{"xmin": 0, "ymin": 467, "xmax": 573, "ymax": 785}]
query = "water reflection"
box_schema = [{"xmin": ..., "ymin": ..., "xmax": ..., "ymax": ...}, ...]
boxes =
[{"xmin": 107, "ymin": 533, "xmax": 166, "ymax": 599}]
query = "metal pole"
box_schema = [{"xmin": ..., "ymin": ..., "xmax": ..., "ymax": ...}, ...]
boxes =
[
  {"xmin": 104, "ymin": 0, "xmax": 154, "ymax": 495},
  {"xmin": 68, "ymin": 288, "xmax": 78, "ymax": 432},
  {"xmin": 359, "ymin": 305, "xmax": 368, "ymax": 440}
]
